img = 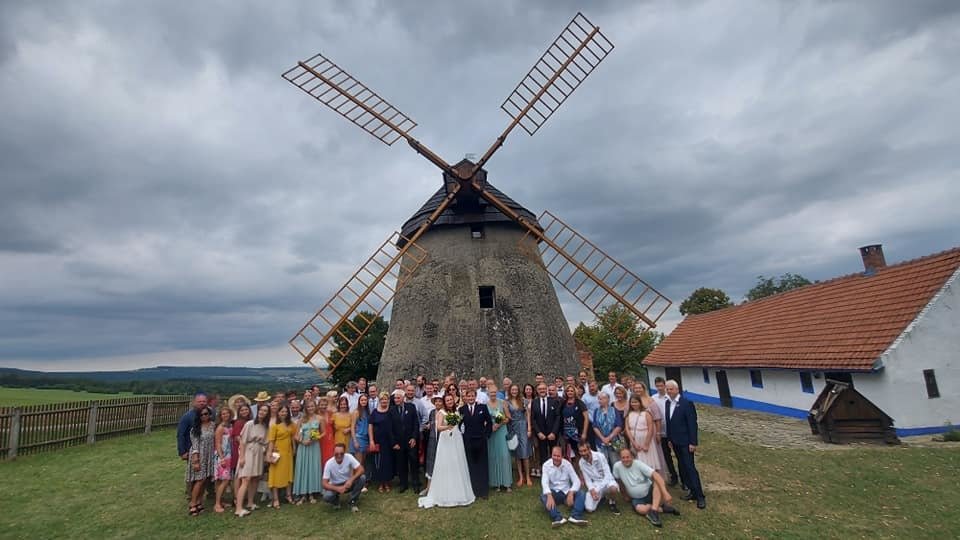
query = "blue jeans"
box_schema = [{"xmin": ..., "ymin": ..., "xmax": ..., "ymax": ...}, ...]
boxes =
[{"xmin": 540, "ymin": 489, "xmax": 586, "ymax": 521}]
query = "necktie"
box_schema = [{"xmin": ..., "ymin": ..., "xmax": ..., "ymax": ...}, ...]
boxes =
[
  {"xmin": 470, "ymin": 405, "xmax": 474, "ymax": 415},
  {"xmin": 541, "ymin": 398, "xmax": 546, "ymax": 417}
]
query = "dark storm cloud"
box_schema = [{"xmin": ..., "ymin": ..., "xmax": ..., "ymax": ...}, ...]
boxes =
[{"xmin": 1, "ymin": 0, "xmax": 958, "ymax": 367}]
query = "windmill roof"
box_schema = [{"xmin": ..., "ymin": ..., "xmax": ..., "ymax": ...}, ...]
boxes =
[
  {"xmin": 644, "ymin": 247, "xmax": 960, "ymax": 372},
  {"xmin": 398, "ymin": 182, "xmax": 540, "ymax": 244}
]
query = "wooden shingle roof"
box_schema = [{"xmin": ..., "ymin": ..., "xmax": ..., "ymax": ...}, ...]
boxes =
[{"xmin": 644, "ymin": 247, "xmax": 960, "ymax": 371}]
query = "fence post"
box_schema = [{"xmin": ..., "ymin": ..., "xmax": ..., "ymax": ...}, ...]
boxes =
[
  {"xmin": 144, "ymin": 400, "xmax": 154, "ymax": 434},
  {"xmin": 87, "ymin": 403, "xmax": 98, "ymax": 445},
  {"xmin": 8, "ymin": 407, "xmax": 21, "ymax": 460}
]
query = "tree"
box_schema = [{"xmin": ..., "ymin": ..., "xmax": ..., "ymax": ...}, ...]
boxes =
[
  {"xmin": 745, "ymin": 273, "xmax": 812, "ymax": 301},
  {"xmin": 573, "ymin": 304, "xmax": 662, "ymax": 381},
  {"xmin": 327, "ymin": 311, "xmax": 389, "ymax": 389},
  {"xmin": 678, "ymin": 287, "xmax": 733, "ymax": 315}
]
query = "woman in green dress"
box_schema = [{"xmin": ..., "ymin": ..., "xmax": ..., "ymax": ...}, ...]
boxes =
[
  {"xmin": 293, "ymin": 400, "xmax": 323, "ymax": 503},
  {"xmin": 486, "ymin": 386, "xmax": 513, "ymax": 491}
]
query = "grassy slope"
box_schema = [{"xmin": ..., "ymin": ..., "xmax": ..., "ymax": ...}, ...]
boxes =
[
  {"xmin": 0, "ymin": 387, "xmax": 131, "ymax": 406},
  {"xmin": 0, "ymin": 429, "xmax": 957, "ymax": 539}
]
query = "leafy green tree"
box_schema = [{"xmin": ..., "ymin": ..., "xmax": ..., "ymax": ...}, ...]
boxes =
[
  {"xmin": 327, "ymin": 311, "xmax": 389, "ymax": 389},
  {"xmin": 574, "ymin": 304, "xmax": 662, "ymax": 381},
  {"xmin": 746, "ymin": 273, "xmax": 812, "ymax": 301},
  {"xmin": 678, "ymin": 287, "xmax": 733, "ymax": 315}
]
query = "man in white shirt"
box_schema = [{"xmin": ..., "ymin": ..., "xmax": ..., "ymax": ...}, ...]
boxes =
[
  {"xmin": 581, "ymin": 380, "xmax": 600, "ymax": 415},
  {"xmin": 576, "ymin": 441, "xmax": 620, "ymax": 515},
  {"xmin": 367, "ymin": 384, "xmax": 379, "ymax": 413},
  {"xmin": 600, "ymin": 371, "xmax": 625, "ymax": 403},
  {"xmin": 540, "ymin": 446, "xmax": 589, "ymax": 528},
  {"xmin": 341, "ymin": 381, "xmax": 360, "ymax": 412},
  {"xmin": 612, "ymin": 448, "xmax": 678, "ymax": 528},
  {"xmin": 473, "ymin": 378, "xmax": 490, "ymax": 405},
  {"xmin": 652, "ymin": 376, "xmax": 680, "ymax": 486},
  {"xmin": 322, "ymin": 443, "xmax": 366, "ymax": 512}
]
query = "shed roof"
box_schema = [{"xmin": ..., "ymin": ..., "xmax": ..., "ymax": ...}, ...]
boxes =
[{"xmin": 644, "ymin": 247, "xmax": 960, "ymax": 371}]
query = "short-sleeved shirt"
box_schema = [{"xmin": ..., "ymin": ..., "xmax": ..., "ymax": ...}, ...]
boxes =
[
  {"xmin": 613, "ymin": 459, "xmax": 655, "ymax": 499},
  {"xmin": 323, "ymin": 454, "xmax": 361, "ymax": 484}
]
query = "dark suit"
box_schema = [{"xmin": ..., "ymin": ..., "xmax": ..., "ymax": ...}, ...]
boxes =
[
  {"xmin": 459, "ymin": 403, "xmax": 492, "ymax": 497},
  {"xmin": 389, "ymin": 401, "xmax": 421, "ymax": 490},
  {"xmin": 530, "ymin": 395, "xmax": 561, "ymax": 467},
  {"xmin": 665, "ymin": 396, "xmax": 704, "ymax": 500}
]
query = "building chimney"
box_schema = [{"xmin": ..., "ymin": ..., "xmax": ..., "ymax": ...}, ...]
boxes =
[{"xmin": 859, "ymin": 244, "xmax": 887, "ymax": 275}]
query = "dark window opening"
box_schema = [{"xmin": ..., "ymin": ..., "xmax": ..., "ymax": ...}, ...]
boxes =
[
  {"xmin": 750, "ymin": 369, "xmax": 763, "ymax": 389},
  {"xmin": 470, "ymin": 224, "xmax": 484, "ymax": 239},
  {"xmin": 800, "ymin": 372, "xmax": 814, "ymax": 394},
  {"xmin": 825, "ymin": 372, "xmax": 854, "ymax": 387},
  {"xmin": 479, "ymin": 286, "xmax": 495, "ymax": 309},
  {"xmin": 924, "ymin": 369, "xmax": 940, "ymax": 399},
  {"xmin": 702, "ymin": 368, "xmax": 710, "ymax": 384}
]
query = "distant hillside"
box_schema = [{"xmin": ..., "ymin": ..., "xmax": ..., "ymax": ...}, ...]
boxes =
[{"xmin": 0, "ymin": 366, "xmax": 326, "ymax": 396}]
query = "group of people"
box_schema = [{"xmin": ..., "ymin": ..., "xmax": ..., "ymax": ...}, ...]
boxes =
[{"xmin": 175, "ymin": 370, "xmax": 706, "ymax": 529}]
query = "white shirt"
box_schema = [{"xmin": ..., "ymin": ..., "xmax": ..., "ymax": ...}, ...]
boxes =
[
  {"xmin": 341, "ymin": 391, "xmax": 360, "ymax": 412},
  {"xmin": 613, "ymin": 459, "xmax": 655, "ymax": 499},
  {"xmin": 600, "ymin": 383, "xmax": 624, "ymax": 403},
  {"xmin": 323, "ymin": 454, "xmax": 361, "ymax": 484},
  {"xmin": 411, "ymin": 396, "xmax": 434, "ymax": 430},
  {"xmin": 475, "ymin": 391, "xmax": 490, "ymax": 405},
  {"xmin": 580, "ymin": 451, "xmax": 616, "ymax": 490},
  {"xmin": 541, "ymin": 458, "xmax": 581, "ymax": 495},
  {"xmin": 367, "ymin": 396, "xmax": 379, "ymax": 414},
  {"xmin": 652, "ymin": 393, "xmax": 669, "ymax": 434}
]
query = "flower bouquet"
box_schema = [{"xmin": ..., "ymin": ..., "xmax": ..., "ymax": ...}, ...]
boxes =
[
  {"xmin": 492, "ymin": 411, "xmax": 506, "ymax": 424},
  {"xmin": 309, "ymin": 429, "xmax": 321, "ymax": 441},
  {"xmin": 444, "ymin": 411, "xmax": 462, "ymax": 426}
]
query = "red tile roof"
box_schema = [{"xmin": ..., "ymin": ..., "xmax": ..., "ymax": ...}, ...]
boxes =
[{"xmin": 644, "ymin": 247, "xmax": 960, "ymax": 371}]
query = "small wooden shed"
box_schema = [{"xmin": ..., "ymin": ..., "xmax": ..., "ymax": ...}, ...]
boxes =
[{"xmin": 808, "ymin": 381, "xmax": 899, "ymax": 444}]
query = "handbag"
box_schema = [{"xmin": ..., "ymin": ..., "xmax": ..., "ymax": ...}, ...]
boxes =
[
  {"xmin": 506, "ymin": 433, "xmax": 519, "ymax": 451},
  {"xmin": 267, "ymin": 451, "xmax": 281, "ymax": 464}
]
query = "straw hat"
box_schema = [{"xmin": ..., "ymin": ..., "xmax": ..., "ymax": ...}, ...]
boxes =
[
  {"xmin": 253, "ymin": 390, "xmax": 271, "ymax": 403},
  {"xmin": 227, "ymin": 394, "xmax": 249, "ymax": 415}
]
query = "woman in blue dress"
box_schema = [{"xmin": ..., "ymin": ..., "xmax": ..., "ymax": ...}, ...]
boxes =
[
  {"xmin": 368, "ymin": 391, "xmax": 395, "ymax": 492},
  {"xmin": 293, "ymin": 400, "xmax": 323, "ymax": 503},
  {"xmin": 351, "ymin": 394, "xmax": 371, "ymax": 484},
  {"xmin": 506, "ymin": 384, "xmax": 533, "ymax": 487},
  {"xmin": 486, "ymin": 387, "xmax": 513, "ymax": 491}
]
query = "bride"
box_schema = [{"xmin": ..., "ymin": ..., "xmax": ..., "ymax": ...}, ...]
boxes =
[{"xmin": 417, "ymin": 394, "xmax": 475, "ymax": 508}]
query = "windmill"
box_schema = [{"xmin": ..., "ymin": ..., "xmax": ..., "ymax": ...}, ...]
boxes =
[{"xmin": 283, "ymin": 13, "xmax": 671, "ymax": 383}]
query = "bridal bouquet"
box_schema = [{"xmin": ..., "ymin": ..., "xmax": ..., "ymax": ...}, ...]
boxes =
[
  {"xmin": 492, "ymin": 411, "xmax": 506, "ymax": 424},
  {"xmin": 309, "ymin": 429, "xmax": 321, "ymax": 441},
  {"xmin": 444, "ymin": 411, "xmax": 462, "ymax": 426}
]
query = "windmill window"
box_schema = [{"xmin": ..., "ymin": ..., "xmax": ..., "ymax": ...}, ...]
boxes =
[
  {"xmin": 702, "ymin": 368, "xmax": 709, "ymax": 384},
  {"xmin": 923, "ymin": 369, "xmax": 940, "ymax": 399},
  {"xmin": 750, "ymin": 370, "xmax": 763, "ymax": 389},
  {"xmin": 470, "ymin": 224, "xmax": 485, "ymax": 239},
  {"xmin": 800, "ymin": 372, "xmax": 814, "ymax": 394},
  {"xmin": 478, "ymin": 286, "xmax": 495, "ymax": 309}
]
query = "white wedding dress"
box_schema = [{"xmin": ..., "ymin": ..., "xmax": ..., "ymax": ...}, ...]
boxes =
[{"xmin": 417, "ymin": 420, "xmax": 475, "ymax": 509}]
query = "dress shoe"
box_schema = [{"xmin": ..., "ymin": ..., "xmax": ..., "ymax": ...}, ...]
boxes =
[
  {"xmin": 696, "ymin": 498, "xmax": 706, "ymax": 509},
  {"xmin": 662, "ymin": 504, "xmax": 680, "ymax": 516},
  {"xmin": 667, "ymin": 478, "xmax": 678, "ymax": 487},
  {"xmin": 681, "ymin": 492, "xmax": 696, "ymax": 501}
]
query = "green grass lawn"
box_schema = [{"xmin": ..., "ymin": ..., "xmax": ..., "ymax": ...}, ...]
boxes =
[
  {"xmin": 0, "ymin": 386, "xmax": 133, "ymax": 406},
  {"xmin": 0, "ymin": 428, "xmax": 957, "ymax": 539}
]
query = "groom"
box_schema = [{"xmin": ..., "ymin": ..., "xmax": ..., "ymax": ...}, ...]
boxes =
[{"xmin": 459, "ymin": 389, "xmax": 492, "ymax": 499}]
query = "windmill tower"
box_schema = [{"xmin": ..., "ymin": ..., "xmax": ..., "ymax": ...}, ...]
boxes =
[{"xmin": 283, "ymin": 13, "xmax": 672, "ymax": 383}]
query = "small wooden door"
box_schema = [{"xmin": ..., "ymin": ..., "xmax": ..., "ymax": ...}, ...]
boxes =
[
  {"xmin": 664, "ymin": 367, "xmax": 683, "ymax": 392},
  {"xmin": 716, "ymin": 370, "xmax": 732, "ymax": 408}
]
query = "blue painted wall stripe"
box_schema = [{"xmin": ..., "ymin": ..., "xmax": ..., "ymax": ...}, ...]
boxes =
[{"xmin": 681, "ymin": 391, "xmax": 960, "ymax": 436}]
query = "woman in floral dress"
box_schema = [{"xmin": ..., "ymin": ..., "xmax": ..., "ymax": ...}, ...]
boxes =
[{"xmin": 186, "ymin": 406, "xmax": 215, "ymax": 516}]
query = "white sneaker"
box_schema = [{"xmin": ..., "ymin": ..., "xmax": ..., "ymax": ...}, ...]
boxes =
[
  {"xmin": 350, "ymin": 505, "xmax": 360, "ymax": 513},
  {"xmin": 567, "ymin": 516, "xmax": 589, "ymax": 526},
  {"xmin": 551, "ymin": 518, "xmax": 567, "ymax": 528}
]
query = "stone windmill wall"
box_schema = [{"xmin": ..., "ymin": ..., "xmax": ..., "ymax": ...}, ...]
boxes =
[{"xmin": 377, "ymin": 222, "xmax": 579, "ymax": 385}]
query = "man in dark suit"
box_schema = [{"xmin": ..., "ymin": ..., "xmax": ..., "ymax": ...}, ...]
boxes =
[
  {"xmin": 388, "ymin": 389, "xmax": 421, "ymax": 493},
  {"xmin": 664, "ymin": 380, "xmax": 706, "ymax": 509},
  {"xmin": 459, "ymin": 388, "xmax": 492, "ymax": 498},
  {"xmin": 530, "ymin": 382, "xmax": 561, "ymax": 478}
]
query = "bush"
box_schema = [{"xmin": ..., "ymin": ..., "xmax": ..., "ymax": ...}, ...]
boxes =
[{"xmin": 943, "ymin": 428, "xmax": 960, "ymax": 442}]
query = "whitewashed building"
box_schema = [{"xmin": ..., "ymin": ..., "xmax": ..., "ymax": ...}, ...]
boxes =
[{"xmin": 645, "ymin": 245, "xmax": 960, "ymax": 436}]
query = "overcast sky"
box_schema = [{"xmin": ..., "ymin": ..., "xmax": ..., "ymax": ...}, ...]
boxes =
[{"xmin": 1, "ymin": 1, "xmax": 958, "ymax": 371}]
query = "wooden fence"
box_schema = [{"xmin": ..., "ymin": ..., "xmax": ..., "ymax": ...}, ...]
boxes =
[{"xmin": 0, "ymin": 395, "xmax": 191, "ymax": 460}]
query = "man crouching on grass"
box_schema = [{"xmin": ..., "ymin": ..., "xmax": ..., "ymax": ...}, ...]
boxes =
[
  {"xmin": 612, "ymin": 447, "xmax": 680, "ymax": 528},
  {"xmin": 322, "ymin": 443, "xmax": 366, "ymax": 512}
]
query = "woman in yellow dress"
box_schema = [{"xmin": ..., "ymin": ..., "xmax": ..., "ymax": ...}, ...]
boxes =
[
  {"xmin": 332, "ymin": 396, "xmax": 354, "ymax": 448},
  {"xmin": 267, "ymin": 404, "xmax": 296, "ymax": 508}
]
